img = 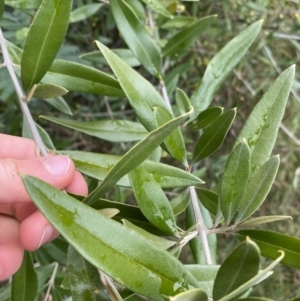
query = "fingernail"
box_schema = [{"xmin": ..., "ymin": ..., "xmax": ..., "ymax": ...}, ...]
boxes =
[
  {"xmin": 41, "ymin": 156, "xmax": 71, "ymax": 176},
  {"xmin": 38, "ymin": 225, "xmax": 53, "ymax": 248}
]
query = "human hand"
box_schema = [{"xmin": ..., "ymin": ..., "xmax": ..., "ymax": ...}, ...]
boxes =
[{"xmin": 0, "ymin": 134, "xmax": 88, "ymax": 281}]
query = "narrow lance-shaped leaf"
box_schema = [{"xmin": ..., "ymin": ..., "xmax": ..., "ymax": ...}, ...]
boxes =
[
  {"xmin": 195, "ymin": 188, "xmax": 218, "ymax": 216},
  {"xmin": 170, "ymin": 289, "xmax": 208, "ymax": 301},
  {"xmin": 193, "ymin": 108, "xmax": 236, "ymax": 163},
  {"xmin": 70, "ymin": 3, "xmax": 104, "ymax": 23},
  {"xmin": 191, "ymin": 20, "xmax": 262, "ymax": 119},
  {"xmin": 43, "ymin": 59, "xmax": 124, "ymax": 97},
  {"xmin": 220, "ymin": 140, "xmax": 250, "ymax": 224},
  {"xmin": 122, "ymin": 220, "xmax": 176, "ymax": 250},
  {"xmin": 41, "ymin": 116, "xmax": 147, "ymax": 143},
  {"xmin": 95, "ymin": 41, "xmax": 169, "ymax": 131},
  {"xmin": 154, "ymin": 107, "xmax": 186, "ymax": 163},
  {"xmin": 139, "ymin": 0, "xmax": 173, "ymax": 18},
  {"xmin": 170, "ymin": 189, "xmax": 190, "ymax": 216},
  {"xmin": 68, "ymin": 245, "xmax": 111, "ymax": 301},
  {"xmin": 110, "ymin": 0, "xmax": 162, "ymax": 76},
  {"xmin": 176, "ymin": 88, "xmax": 191, "ymax": 115},
  {"xmin": 236, "ymin": 156, "xmax": 280, "ymax": 223},
  {"xmin": 43, "ymin": 96, "xmax": 72, "ymax": 115},
  {"xmin": 161, "ymin": 16, "xmax": 196, "ymax": 29},
  {"xmin": 163, "ymin": 16, "xmax": 216, "ymax": 57},
  {"xmin": 186, "ymin": 265, "xmax": 219, "ymax": 299},
  {"xmin": 33, "ymin": 83, "xmax": 68, "ymax": 99},
  {"xmin": 235, "ymin": 65, "xmax": 295, "ymax": 171},
  {"xmin": 236, "ymin": 215, "xmax": 292, "ymax": 229},
  {"xmin": 236, "ymin": 229, "xmax": 300, "ymax": 269},
  {"xmin": 12, "ymin": 251, "xmax": 38, "ymax": 301},
  {"xmin": 58, "ymin": 150, "xmax": 203, "ymax": 189},
  {"xmin": 21, "ymin": 0, "xmax": 72, "ymax": 92},
  {"xmin": 218, "ymin": 251, "xmax": 284, "ymax": 301},
  {"xmin": 129, "ymin": 166, "xmax": 177, "ymax": 235},
  {"xmin": 188, "ymin": 106, "xmax": 223, "ymax": 131},
  {"xmin": 5, "ymin": 0, "xmax": 42, "ymax": 9},
  {"xmin": 80, "ymin": 49, "xmax": 141, "ymax": 67},
  {"xmin": 22, "ymin": 176, "xmax": 199, "ymax": 301},
  {"xmin": 213, "ymin": 238, "xmax": 260, "ymax": 301},
  {"xmin": 84, "ymin": 107, "xmax": 193, "ymax": 205}
]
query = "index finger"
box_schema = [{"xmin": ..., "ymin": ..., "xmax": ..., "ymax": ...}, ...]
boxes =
[{"xmin": 0, "ymin": 134, "xmax": 38, "ymax": 160}]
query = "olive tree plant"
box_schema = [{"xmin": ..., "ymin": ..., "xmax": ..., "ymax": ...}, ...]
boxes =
[{"xmin": 0, "ymin": 0, "xmax": 299, "ymax": 300}]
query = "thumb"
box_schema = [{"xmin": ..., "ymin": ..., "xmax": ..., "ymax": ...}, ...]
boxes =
[{"xmin": 0, "ymin": 155, "xmax": 75, "ymax": 204}]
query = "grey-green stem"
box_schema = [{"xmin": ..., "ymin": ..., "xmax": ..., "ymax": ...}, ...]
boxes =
[
  {"xmin": 189, "ymin": 185, "xmax": 212, "ymax": 265},
  {"xmin": 0, "ymin": 27, "xmax": 48, "ymax": 157}
]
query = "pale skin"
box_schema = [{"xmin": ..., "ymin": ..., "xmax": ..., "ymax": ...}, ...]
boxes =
[{"xmin": 0, "ymin": 134, "xmax": 88, "ymax": 281}]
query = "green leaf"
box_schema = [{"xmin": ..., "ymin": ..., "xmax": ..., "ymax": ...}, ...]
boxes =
[
  {"xmin": 70, "ymin": 3, "xmax": 104, "ymax": 23},
  {"xmin": 22, "ymin": 176, "xmax": 199, "ymax": 300},
  {"xmin": 68, "ymin": 245, "xmax": 111, "ymax": 301},
  {"xmin": 122, "ymin": 220, "xmax": 175, "ymax": 250},
  {"xmin": 129, "ymin": 166, "xmax": 177, "ymax": 235},
  {"xmin": 140, "ymin": 0, "xmax": 173, "ymax": 18},
  {"xmin": 165, "ymin": 63, "xmax": 191, "ymax": 96},
  {"xmin": 80, "ymin": 49, "xmax": 141, "ymax": 67},
  {"xmin": 154, "ymin": 107, "xmax": 186, "ymax": 163},
  {"xmin": 170, "ymin": 190, "xmax": 190, "ymax": 216},
  {"xmin": 43, "ymin": 59, "xmax": 124, "ymax": 97},
  {"xmin": 92, "ymin": 199, "xmax": 164, "ymax": 235},
  {"xmin": 195, "ymin": 188, "xmax": 218, "ymax": 216},
  {"xmin": 41, "ymin": 237, "xmax": 68, "ymax": 265},
  {"xmin": 239, "ymin": 297, "xmax": 275, "ymax": 301},
  {"xmin": 5, "ymin": 0, "xmax": 42, "ymax": 9},
  {"xmin": 41, "ymin": 116, "xmax": 147, "ymax": 142},
  {"xmin": 218, "ymin": 251, "xmax": 284, "ymax": 301},
  {"xmin": 236, "ymin": 215, "xmax": 292, "ymax": 229},
  {"xmin": 188, "ymin": 107, "xmax": 223, "ymax": 130},
  {"xmin": 220, "ymin": 140, "xmax": 250, "ymax": 224},
  {"xmin": 193, "ymin": 108, "xmax": 236, "ymax": 163},
  {"xmin": 0, "ymin": 0, "xmax": 4, "ymax": 22},
  {"xmin": 213, "ymin": 238, "xmax": 260, "ymax": 301},
  {"xmin": 58, "ymin": 150, "xmax": 203, "ymax": 188},
  {"xmin": 236, "ymin": 230, "xmax": 300, "ymax": 269},
  {"xmin": 162, "ymin": 16, "xmax": 196, "ymax": 29},
  {"xmin": 95, "ymin": 41, "xmax": 169, "ymax": 132},
  {"xmin": 33, "ymin": 83, "xmax": 68, "ymax": 99},
  {"xmin": 84, "ymin": 107, "xmax": 193, "ymax": 205},
  {"xmin": 176, "ymin": 89, "xmax": 191, "ymax": 115},
  {"xmin": 235, "ymin": 65, "xmax": 295, "ymax": 171},
  {"xmin": 0, "ymin": 285, "xmax": 11, "ymax": 301},
  {"xmin": 12, "ymin": 252, "xmax": 38, "ymax": 301},
  {"xmin": 163, "ymin": 16, "xmax": 215, "ymax": 57},
  {"xmin": 43, "ymin": 96, "xmax": 72, "ymax": 115},
  {"xmin": 21, "ymin": 0, "xmax": 72, "ymax": 92},
  {"xmin": 110, "ymin": 0, "xmax": 162, "ymax": 76},
  {"xmin": 170, "ymin": 289, "xmax": 208, "ymax": 301},
  {"xmin": 186, "ymin": 265, "xmax": 219, "ymax": 299},
  {"xmin": 191, "ymin": 20, "xmax": 262, "ymax": 118},
  {"xmin": 236, "ymin": 156, "xmax": 280, "ymax": 223}
]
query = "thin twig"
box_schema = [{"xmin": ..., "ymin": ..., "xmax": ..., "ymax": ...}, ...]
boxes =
[
  {"xmin": 263, "ymin": 43, "xmax": 300, "ymax": 104},
  {"xmin": 44, "ymin": 262, "xmax": 59, "ymax": 301},
  {"xmin": 280, "ymin": 123, "xmax": 300, "ymax": 146},
  {"xmin": 0, "ymin": 28, "xmax": 48, "ymax": 156},
  {"xmin": 160, "ymin": 80, "xmax": 172, "ymax": 111}
]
